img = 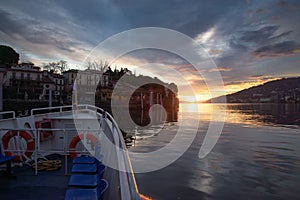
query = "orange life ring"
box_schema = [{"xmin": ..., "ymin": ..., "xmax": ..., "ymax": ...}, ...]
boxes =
[
  {"xmin": 69, "ymin": 133, "xmax": 99, "ymax": 159},
  {"xmin": 2, "ymin": 130, "xmax": 35, "ymax": 162}
]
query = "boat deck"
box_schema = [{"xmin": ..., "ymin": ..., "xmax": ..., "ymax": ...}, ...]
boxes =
[
  {"xmin": 0, "ymin": 154, "xmax": 72, "ymax": 200},
  {"xmin": 0, "ymin": 105, "xmax": 140, "ymax": 200}
]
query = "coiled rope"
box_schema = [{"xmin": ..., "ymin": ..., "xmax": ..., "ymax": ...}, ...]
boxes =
[{"xmin": 32, "ymin": 160, "xmax": 62, "ymax": 171}]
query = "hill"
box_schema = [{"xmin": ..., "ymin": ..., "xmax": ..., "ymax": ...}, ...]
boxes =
[{"xmin": 209, "ymin": 77, "xmax": 300, "ymax": 103}]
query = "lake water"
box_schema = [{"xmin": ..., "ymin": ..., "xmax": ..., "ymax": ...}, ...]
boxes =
[{"xmin": 130, "ymin": 103, "xmax": 300, "ymax": 200}]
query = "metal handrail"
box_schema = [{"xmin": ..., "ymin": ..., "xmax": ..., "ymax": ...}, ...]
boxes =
[
  {"xmin": 107, "ymin": 113, "xmax": 140, "ymax": 199},
  {"xmin": 30, "ymin": 105, "xmax": 74, "ymax": 115},
  {"xmin": 0, "ymin": 111, "xmax": 16, "ymax": 119}
]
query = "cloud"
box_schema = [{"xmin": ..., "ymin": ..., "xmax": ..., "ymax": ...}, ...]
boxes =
[
  {"xmin": 277, "ymin": 0, "xmax": 288, "ymax": 7},
  {"xmin": 233, "ymin": 25, "xmax": 293, "ymax": 49},
  {"xmin": 120, "ymin": 49, "xmax": 190, "ymax": 67},
  {"xmin": 209, "ymin": 67, "xmax": 232, "ymax": 72},
  {"xmin": 0, "ymin": 7, "xmax": 93, "ymax": 65},
  {"xmin": 239, "ymin": 26, "xmax": 279, "ymax": 44},
  {"xmin": 210, "ymin": 49, "xmax": 224, "ymax": 55},
  {"xmin": 244, "ymin": 8, "xmax": 269, "ymax": 15},
  {"xmin": 0, "ymin": 9, "xmax": 87, "ymax": 53},
  {"xmin": 195, "ymin": 27, "xmax": 215, "ymax": 43},
  {"xmin": 224, "ymin": 76, "xmax": 280, "ymax": 94},
  {"xmin": 250, "ymin": 74, "xmax": 264, "ymax": 78},
  {"xmin": 169, "ymin": 64, "xmax": 198, "ymax": 73},
  {"xmin": 252, "ymin": 41, "xmax": 300, "ymax": 58}
]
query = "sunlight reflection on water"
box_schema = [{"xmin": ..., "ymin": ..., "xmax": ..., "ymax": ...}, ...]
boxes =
[
  {"xmin": 134, "ymin": 103, "xmax": 300, "ymax": 200},
  {"xmin": 180, "ymin": 103, "xmax": 300, "ymax": 128}
]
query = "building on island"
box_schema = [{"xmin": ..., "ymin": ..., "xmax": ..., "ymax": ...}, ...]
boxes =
[{"xmin": 0, "ymin": 63, "xmax": 179, "ymax": 121}]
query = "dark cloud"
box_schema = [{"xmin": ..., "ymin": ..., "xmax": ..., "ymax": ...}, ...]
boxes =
[
  {"xmin": 244, "ymin": 8, "xmax": 269, "ymax": 15},
  {"xmin": 0, "ymin": 9, "xmax": 85, "ymax": 54},
  {"xmin": 215, "ymin": 11, "xmax": 298, "ymax": 74},
  {"xmin": 250, "ymin": 74, "xmax": 264, "ymax": 78},
  {"xmin": 124, "ymin": 49, "xmax": 189, "ymax": 66},
  {"xmin": 60, "ymin": 0, "xmax": 242, "ymax": 38},
  {"xmin": 252, "ymin": 41, "xmax": 300, "ymax": 58},
  {"xmin": 225, "ymin": 80, "xmax": 248, "ymax": 86},
  {"xmin": 1, "ymin": 0, "xmax": 246, "ymax": 47},
  {"xmin": 239, "ymin": 26, "xmax": 279, "ymax": 44},
  {"xmin": 229, "ymin": 37, "xmax": 249, "ymax": 51},
  {"xmin": 231, "ymin": 25, "xmax": 293, "ymax": 50},
  {"xmin": 277, "ymin": 0, "xmax": 288, "ymax": 7}
]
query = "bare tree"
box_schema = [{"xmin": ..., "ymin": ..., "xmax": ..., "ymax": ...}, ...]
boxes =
[
  {"xmin": 86, "ymin": 59, "xmax": 110, "ymax": 73},
  {"xmin": 58, "ymin": 60, "xmax": 68, "ymax": 73},
  {"xmin": 43, "ymin": 60, "xmax": 68, "ymax": 74},
  {"xmin": 43, "ymin": 62, "xmax": 57, "ymax": 73}
]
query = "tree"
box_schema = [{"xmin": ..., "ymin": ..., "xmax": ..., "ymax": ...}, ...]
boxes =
[
  {"xmin": 0, "ymin": 45, "xmax": 19, "ymax": 66},
  {"xmin": 86, "ymin": 59, "xmax": 109, "ymax": 73},
  {"xmin": 43, "ymin": 60, "xmax": 68, "ymax": 74},
  {"xmin": 58, "ymin": 60, "xmax": 68, "ymax": 73}
]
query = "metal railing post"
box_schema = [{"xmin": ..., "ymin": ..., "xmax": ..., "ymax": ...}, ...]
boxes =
[
  {"xmin": 64, "ymin": 129, "xmax": 67, "ymax": 175},
  {"xmin": 35, "ymin": 129, "xmax": 38, "ymax": 175}
]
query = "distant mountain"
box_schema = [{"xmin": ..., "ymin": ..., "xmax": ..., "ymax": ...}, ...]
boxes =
[{"xmin": 208, "ymin": 77, "xmax": 300, "ymax": 103}]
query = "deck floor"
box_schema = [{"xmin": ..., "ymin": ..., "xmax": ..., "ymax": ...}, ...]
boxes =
[{"xmin": 0, "ymin": 154, "xmax": 72, "ymax": 200}]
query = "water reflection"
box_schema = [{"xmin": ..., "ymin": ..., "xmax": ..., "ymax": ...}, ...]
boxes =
[
  {"xmin": 133, "ymin": 103, "xmax": 300, "ymax": 200},
  {"xmin": 130, "ymin": 104, "xmax": 178, "ymax": 126},
  {"xmin": 181, "ymin": 103, "xmax": 300, "ymax": 127},
  {"xmin": 225, "ymin": 103, "xmax": 300, "ymax": 127},
  {"xmin": 120, "ymin": 104, "xmax": 178, "ymax": 147},
  {"xmin": 127, "ymin": 103, "xmax": 300, "ymax": 147}
]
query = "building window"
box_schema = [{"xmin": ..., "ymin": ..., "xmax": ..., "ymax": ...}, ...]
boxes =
[
  {"xmin": 21, "ymin": 73, "xmax": 24, "ymax": 79},
  {"xmin": 27, "ymin": 73, "xmax": 30, "ymax": 80}
]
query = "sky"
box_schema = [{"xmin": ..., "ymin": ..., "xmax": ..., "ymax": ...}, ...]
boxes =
[{"xmin": 1, "ymin": 0, "xmax": 300, "ymax": 101}]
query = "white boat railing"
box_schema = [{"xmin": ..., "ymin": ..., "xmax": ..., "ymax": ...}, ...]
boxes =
[
  {"xmin": 106, "ymin": 111, "xmax": 141, "ymax": 200},
  {"xmin": 0, "ymin": 111, "xmax": 16, "ymax": 120},
  {"xmin": 30, "ymin": 104, "xmax": 105, "ymax": 116},
  {"xmin": 1, "ymin": 104, "xmax": 140, "ymax": 200},
  {"xmin": 31, "ymin": 105, "xmax": 74, "ymax": 116},
  {"xmin": 0, "ymin": 128, "xmax": 101, "ymax": 175}
]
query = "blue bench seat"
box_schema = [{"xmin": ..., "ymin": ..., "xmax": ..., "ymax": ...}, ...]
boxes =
[
  {"xmin": 65, "ymin": 179, "xmax": 109, "ymax": 200},
  {"xmin": 0, "ymin": 152, "xmax": 16, "ymax": 175},
  {"xmin": 71, "ymin": 163, "xmax": 106, "ymax": 177},
  {"xmin": 73, "ymin": 156, "xmax": 96, "ymax": 164},
  {"xmin": 68, "ymin": 174, "xmax": 99, "ymax": 188},
  {"xmin": 71, "ymin": 163, "xmax": 98, "ymax": 174}
]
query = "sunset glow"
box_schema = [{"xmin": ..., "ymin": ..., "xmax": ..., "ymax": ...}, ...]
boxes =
[
  {"xmin": 1, "ymin": 0, "xmax": 300, "ymax": 102},
  {"xmin": 178, "ymin": 76, "xmax": 282, "ymax": 102}
]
